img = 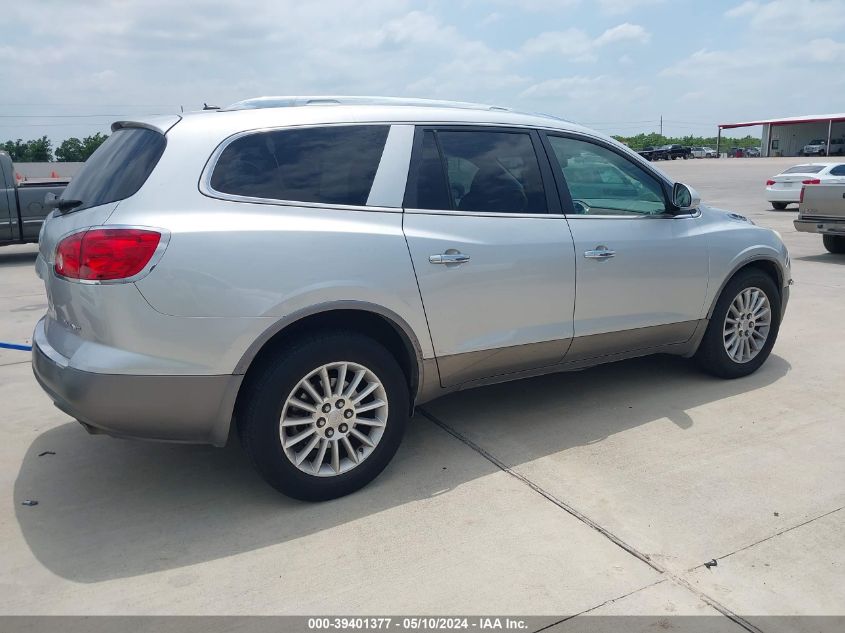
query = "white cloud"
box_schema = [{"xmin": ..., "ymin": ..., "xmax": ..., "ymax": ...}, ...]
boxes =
[
  {"xmin": 521, "ymin": 29, "xmax": 599, "ymax": 61},
  {"xmin": 596, "ymin": 0, "xmax": 665, "ymax": 15},
  {"xmin": 520, "ymin": 75, "xmax": 609, "ymax": 98},
  {"xmin": 522, "ymin": 23, "xmax": 650, "ymax": 62},
  {"xmin": 726, "ymin": 0, "xmax": 845, "ymax": 32},
  {"xmin": 493, "ymin": 0, "xmax": 664, "ymax": 14},
  {"xmin": 594, "ymin": 23, "xmax": 651, "ymax": 45}
]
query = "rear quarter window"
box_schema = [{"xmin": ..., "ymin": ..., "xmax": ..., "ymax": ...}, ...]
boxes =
[
  {"xmin": 60, "ymin": 127, "xmax": 166, "ymax": 212},
  {"xmin": 208, "ymin": 125, "xmax": 389, "ymax": 206}
]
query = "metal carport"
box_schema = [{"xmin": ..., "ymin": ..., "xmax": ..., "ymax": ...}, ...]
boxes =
[{"xmin": 717, "ymin": 113, "xmax": 845, "ymax": 157}]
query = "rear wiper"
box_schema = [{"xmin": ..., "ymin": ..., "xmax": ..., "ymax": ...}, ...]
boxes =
[{"xmin": 44, "ymin": 192, "xmax": 83, "ymax": 213}]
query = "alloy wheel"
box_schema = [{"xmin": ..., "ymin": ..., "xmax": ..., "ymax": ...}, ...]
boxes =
[
  {"xmin": 279, "ymin": 361, "xmax": 388, "ymax": 477},
  {"xmin": 723, "ymin": 287, "xmax": 771, "ymax": 363}
]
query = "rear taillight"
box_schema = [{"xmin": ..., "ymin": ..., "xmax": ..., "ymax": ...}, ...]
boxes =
[
  {"xmin": 802, "ymin": 178, "xmax": 821, "ymax": 185},
  {"xmin": 766, "ymin": 179, "xmax": 776, "ymax": 186},
  {"xmin": 55, "ymin": 228, "xmax": 161, "ymax": 281}
]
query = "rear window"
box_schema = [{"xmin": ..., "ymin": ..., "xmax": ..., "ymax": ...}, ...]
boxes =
[
  {"xmin": 61, "ymin": 127, "xmax": 166, "ymax": 212},
  {"xmin": 209, "ymin": 125, "xmax": 389, "ymax": 206},
  {"xmin": 783, "ymin": 165, "xmax": 824, "ymax": 174}
]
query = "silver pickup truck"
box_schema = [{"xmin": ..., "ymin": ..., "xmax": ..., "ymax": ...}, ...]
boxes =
[
  {"xmin": 795, "ymin": 183, "xmax": 845, "ymax": 253},
  {"xmin": 1, "ymin": 151, "xmax": 68, "ymax": 246}
]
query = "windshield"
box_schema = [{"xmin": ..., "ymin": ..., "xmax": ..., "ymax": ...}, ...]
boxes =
[
  {"xmin": 61, "ymin": 127, "xmax": 166, "ymax": 212},
  {"xmin": 808, "ymin": 140, "xmax": 826, "ymax": 145}
]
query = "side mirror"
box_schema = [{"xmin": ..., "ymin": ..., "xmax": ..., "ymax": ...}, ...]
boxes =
[{"xmin": 672, "ymin": 182, "xmax": 701, "ymax": 213}]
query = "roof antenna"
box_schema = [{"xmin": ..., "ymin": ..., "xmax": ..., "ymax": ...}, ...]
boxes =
[{"xmin": 203, "ymin": 103, "xmax": 220, "ymax": 110}]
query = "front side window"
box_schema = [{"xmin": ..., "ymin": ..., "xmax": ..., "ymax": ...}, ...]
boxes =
[
  {"xmin": 408, "ymin": 129, "xmax": 547, "ymax": 214},
  {"xmin": 547, "ymin": 135, "xmax": 667, "ymax": 216},
  {"xmin": 210, "ymin": 125, "xmax": 389, "ymax": 206}
]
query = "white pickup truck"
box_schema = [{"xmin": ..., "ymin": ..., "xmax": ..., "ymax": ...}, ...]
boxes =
[
  {"xmin": 794, "ymin": 183, "xmax": 845, "ymax": 253},
  {"xmin": 801, "ymin": 138, "xmax": 845, "ymax": 157},
  {"xmin": 1, "ymin": 151, "xmax": 69, "ymax": 246}
]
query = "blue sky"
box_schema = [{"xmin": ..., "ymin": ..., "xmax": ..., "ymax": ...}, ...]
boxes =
[{"xmin": 1, "ymin": 0, "xmax": 844, "ymax": 145}]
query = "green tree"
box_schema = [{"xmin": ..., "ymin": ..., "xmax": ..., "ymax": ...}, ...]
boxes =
[
  {"xmin": 0, "ymin": 136, "xmax": 53, "ymax": 161},
  {"xmin": 26, "ymin": 136, "xmax": 52, "ymax": 161},
  {"xmin": 55, "ymin": 133, "xmax": 108, "ymax": 162},
  {"xmin": 612, "ymin": 132, "xmax": 761, "ymax": 151},
  {"xmin": 80, "ymin": 132, "xmax": 108, "ymax": 159},
  {"xmin": 55, "ymin": 137, "xmax": 85, "ymax": 162}
]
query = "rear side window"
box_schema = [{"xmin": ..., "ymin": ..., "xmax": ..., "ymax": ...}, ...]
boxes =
[
  {"xmin": 406, "ymin": 129, "xmax": 547, "ymax": 214},
  {"xmin": 209, "ymin": 125, "xmax": 389, "ymax": 206},
  {"xmin": 61, "ymin": 127, "xmax": 165, "ymax": 212}
]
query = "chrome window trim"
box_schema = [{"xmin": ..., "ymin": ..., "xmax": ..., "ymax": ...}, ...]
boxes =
[
  {"xmin": 51, "ymin": 224, "xmax": 172, "ymax": 285},
  {"xmin": 199, "ymin": 121, "xmax": 401, "ymax": 213},
  {"xmin": 403, "ymin": 207, "xmax": 569, "ymax": 220},
  {"xmin": 564, "ymin": 209, "xmax": 702, "ymax": 220}
]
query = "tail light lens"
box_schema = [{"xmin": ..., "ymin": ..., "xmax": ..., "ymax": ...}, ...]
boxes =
[
  {"xmin": 55, "ymin": 228, "xmax": 162, "ymax": 281},
  {"xmin": 766, "ymin": 179, "xmax": 776, "ymax": 186},
  {"xmin": 802, "ymin": 178, "xmax": 821, "ymax": 185}
]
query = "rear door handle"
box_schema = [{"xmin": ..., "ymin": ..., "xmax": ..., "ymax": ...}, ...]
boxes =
[
  {"xmin": 429, "ymin": 252, "xmax": 471, "ymax": 265},
  {"xmin": 584, "ymin": 247, "xmax": 616, "ymax": 259}
]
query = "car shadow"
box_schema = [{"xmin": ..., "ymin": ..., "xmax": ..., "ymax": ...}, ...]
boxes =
[
  {"xmin": 795, "ymin": 253, "xmax": 845, "ymax": 265},
  {"xmin": 0, "ymin": 247, "xmax": 39, "ymax": 267},
  {"xmin": 14, "ymin": 353, "xmax": 790, "ymax": 583}
]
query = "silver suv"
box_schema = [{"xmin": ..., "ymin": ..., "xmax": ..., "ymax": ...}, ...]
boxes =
[{"xmin": 33, "ymin": 97, "xmax": 791, "ymax": 500}]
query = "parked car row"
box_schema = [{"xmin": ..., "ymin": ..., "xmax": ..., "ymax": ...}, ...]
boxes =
[
  {"xmin": 637, "ymin": 144, "xmax": 691, "ymax": 161},
  {"xmin": 637, "ymin": 145, "xmax": 761, "ymax": 160}
]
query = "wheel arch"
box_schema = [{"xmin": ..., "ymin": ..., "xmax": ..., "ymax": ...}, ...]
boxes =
[
  {"xmin": 706, "ymin": 257, "xmax": 784, "ymax": 319},
  {"xmin": 234, "ymin": 302, "xmax": 425, "ymax": 412}
]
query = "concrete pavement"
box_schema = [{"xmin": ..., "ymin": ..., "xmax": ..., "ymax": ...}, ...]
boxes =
[{"xmin": 0, "ymin": 158, "xmax": 843, "ymax": 628}]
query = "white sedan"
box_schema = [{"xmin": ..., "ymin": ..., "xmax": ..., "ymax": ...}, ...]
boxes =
[{"xmin": 765, "ymin": 162, "xmax": 845, "ymax": 210}]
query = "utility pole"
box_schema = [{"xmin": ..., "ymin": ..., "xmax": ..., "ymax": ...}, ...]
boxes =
[{"xmin": 659, "ymin": 115, "xmax": 663, "ymax": 137}]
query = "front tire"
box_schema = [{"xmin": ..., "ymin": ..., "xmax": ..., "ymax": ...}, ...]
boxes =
[
  {"xmin": 695, "ymin": 269, "xmax": 781, "ymax": 379},
  {"xmin": 772, "ymin": 202, "xmax": 788, "ymax": 210},
  {"xmin": 823, "ymin": 234, "xmax": 845, "ymax": 254},
  {"xmin": 238, "ymin": 331, "xmax": 409, "ymax": 501}
]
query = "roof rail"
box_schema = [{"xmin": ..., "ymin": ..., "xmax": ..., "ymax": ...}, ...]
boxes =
[{"xmin": 222, "ymin": 96, "xmax": 512, "ymax": 113}]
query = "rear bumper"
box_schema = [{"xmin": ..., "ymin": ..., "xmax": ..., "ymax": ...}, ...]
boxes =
[
  {"xmin": 31, "ymin": 319, "xmax": 242, "ymax": 447},
  {"xmin": 765, "ymin": 187, "xmax": 801, "ymax": 203},
  {"xmin": 794, "ymin": 218, "xmax": 845, "ymax": 235}
]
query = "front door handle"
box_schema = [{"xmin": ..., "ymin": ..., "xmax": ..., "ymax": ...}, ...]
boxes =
[
  {"xmin": 429, "ymin": 252, "xmax": 471, "ymax": 265},
  {"xmin": 584, "ymin": 247, "xmax": 616, "ymax": 259}
]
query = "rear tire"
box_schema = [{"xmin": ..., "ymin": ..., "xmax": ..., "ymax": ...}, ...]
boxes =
[
  {"xmin": 695, "ymin": 269, "xmax": 781, "ymax": 379},
  {"xmin": 771, "ymin": 202, "xmax": 788, "ymax": 210},
  {"xmin": 823, "ymin": 234, "xmax": 845, "ymax": 254},
  {"xmin": 238, "ymin": 331, "xmax": 409, "ymax": 501}
]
